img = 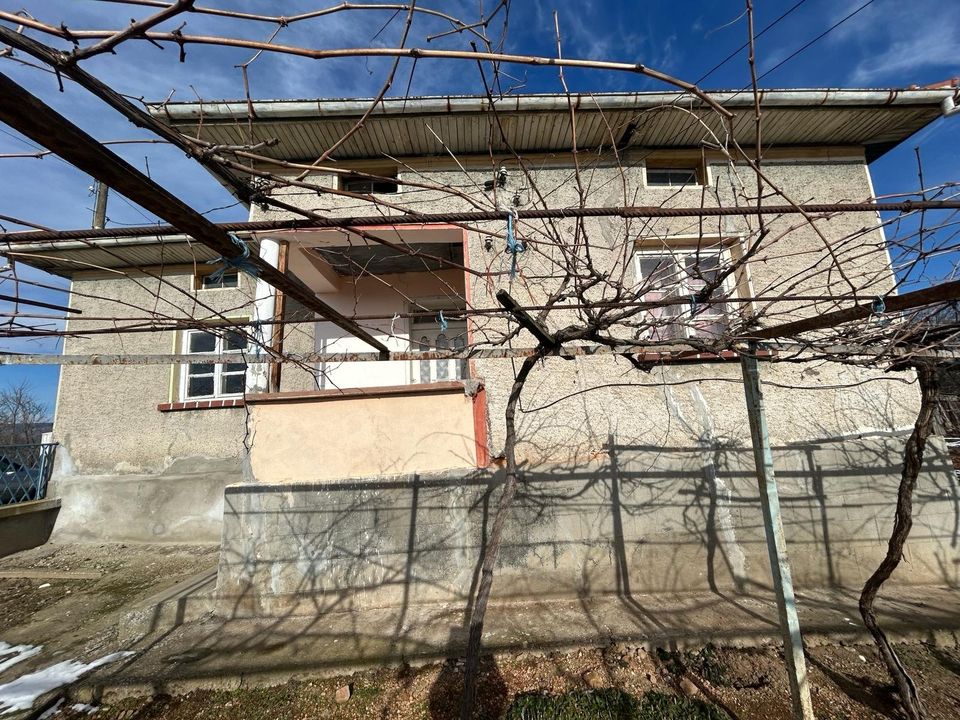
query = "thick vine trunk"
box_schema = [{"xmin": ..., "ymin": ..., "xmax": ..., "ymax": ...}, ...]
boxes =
[
  {"xmin": 859, "ymin": 362, "xmax": 939, "ymax": 720},
  {"xmin": 459, "ymin": 354, "xmax": 540, "ymax": 720}
]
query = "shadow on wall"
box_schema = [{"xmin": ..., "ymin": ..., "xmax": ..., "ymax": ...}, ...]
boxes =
[
  {"xmin": 96, "ymin": 431, "xmax": 960, "ymax": 696},
  {"xmin": 215, "ymin": 432, "xmax": 959, "ymax": 622}
]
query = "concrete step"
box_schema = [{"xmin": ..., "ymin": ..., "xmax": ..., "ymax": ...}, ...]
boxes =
[
  {"xmin": 72, "ymin": 583, "xmax": 960, "ymax": 703},
  {"xmin": 117, "ymin": 567, "xmax": 218, "ymax": 644}
]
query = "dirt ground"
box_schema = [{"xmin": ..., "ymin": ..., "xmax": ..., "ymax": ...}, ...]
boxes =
[
  {"xmin": 0, "ymin": 543, "xmax": 218, "ymax": 663},
  {"xmin": 40, "ymin": 641, "xmax": 960, "ymax": 720},
  {"xmin": 2, "ymin": 544, "xmax": 959, "ymax": 719}
]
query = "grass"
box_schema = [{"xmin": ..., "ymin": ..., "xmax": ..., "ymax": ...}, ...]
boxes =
[{"xmin": 504, "ymin": 689, "xmax": 729, "ymax": 720}]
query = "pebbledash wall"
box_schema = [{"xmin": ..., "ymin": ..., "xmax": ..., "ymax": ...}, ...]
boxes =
[
  {"xmin": 48, "ymin": 149, "xmax": 960, "ymax": 612},
  {"xmin": 50, "ymin": 271, "xmax": 252, "ymax": 543}
]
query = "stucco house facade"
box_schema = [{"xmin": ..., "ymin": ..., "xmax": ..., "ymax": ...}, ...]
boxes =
[{"xmin": 15, "ymin": 90, "xmax": 960, "ymax": 618}]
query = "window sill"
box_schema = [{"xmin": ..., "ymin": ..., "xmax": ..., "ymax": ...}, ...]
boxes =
[{"xmin": 158, "ymin": 398, "xmax": 245, "ymax": 413}]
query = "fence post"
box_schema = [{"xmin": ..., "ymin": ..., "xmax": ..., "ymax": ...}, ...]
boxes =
[{"xmin": 741, "ymin": 344, "xmax": 815, "ymax": 720}]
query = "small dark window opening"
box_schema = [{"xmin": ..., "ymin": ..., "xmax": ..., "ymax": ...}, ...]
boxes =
[
  {"xmin": 340, "ymin": 170, "xmax": 399, "ymax": 194},
  {"xmin": 199, "ymin": 271, "xmax": 239, "ymax": 290},
  {"xmin": 646, "ymin": 167, "xmax": 700, "ymax": 187}
]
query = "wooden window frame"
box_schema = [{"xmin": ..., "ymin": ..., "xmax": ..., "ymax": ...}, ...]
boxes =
[
  {"xmin": 179, "ymin": 328, "xmax": 248, "ymax": 401},
  {"xmin": 633, "ymin": 246, "xmax": 735, "ymax": 340},
  {"xmin": 195, "ymin": 269, "xmax": 239, "ymax": 291}
]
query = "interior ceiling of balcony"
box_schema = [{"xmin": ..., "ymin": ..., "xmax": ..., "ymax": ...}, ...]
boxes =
[{"xmin": 309, "ymin": 241, "xmax": 464, "ymax": 276}]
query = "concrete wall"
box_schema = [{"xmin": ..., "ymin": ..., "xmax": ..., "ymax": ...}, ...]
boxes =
[
  {"xmin": 50, "ymin": 270, "xmax": 252, "ymax": 542},
  {"xmin": 246, "ymin": 383, "xmax": 479, "ymax": 483},
  {"xmin": 50, "ymin": 458, "xmax": 238, "ymax": 543},
  {"xmin": 216, "ymin": 434, "xmax": 959, "ymax": 618}
]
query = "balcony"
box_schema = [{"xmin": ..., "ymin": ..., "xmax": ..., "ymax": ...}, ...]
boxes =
[{"xmin": 242, "ymin": 226, "xmax": 488, "ymax": 483}]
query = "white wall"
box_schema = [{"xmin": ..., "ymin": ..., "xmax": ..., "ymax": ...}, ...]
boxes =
[{"xmin": 312, "ymin": 268, "xmax": 466, "ymax": 389}]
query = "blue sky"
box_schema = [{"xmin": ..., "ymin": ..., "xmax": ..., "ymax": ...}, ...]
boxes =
[{"xmin": 1, "ymin": 0, "xmax": 958, "ymax": 415}]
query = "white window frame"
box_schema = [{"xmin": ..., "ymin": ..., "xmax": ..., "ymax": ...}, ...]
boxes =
[
  {"xmin": 642, "ymin": 160, "xmax": 710, "ymax": 189},
  {"xmin": 179, "ymin": 328, "xmax": 248, "ymax": 401},
  {"xmin": 196, "ymin": 270, "xmax": 239, "ymax": 291},
  {"xmin": 633, "ymin": 246, "xmax": 734, "ymax": 340}
]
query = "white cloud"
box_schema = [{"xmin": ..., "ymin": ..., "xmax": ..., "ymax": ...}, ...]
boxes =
[
  {"xmin": 823, "ymin": 0, "xmax": 960, "ymax": 85},
  {"xmin": 849, "ymin": 19, "xmax": 960, "ymax": 84}
]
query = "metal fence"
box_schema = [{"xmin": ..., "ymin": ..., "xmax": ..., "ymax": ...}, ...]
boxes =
[{"xmin": 0, "ymin": 443, "xmax": 57, "ymax": 506}]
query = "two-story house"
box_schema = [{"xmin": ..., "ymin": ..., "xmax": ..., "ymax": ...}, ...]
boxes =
[{"xmin": 14, "ymin": 90, "xmax": 958, "ymax": 620}]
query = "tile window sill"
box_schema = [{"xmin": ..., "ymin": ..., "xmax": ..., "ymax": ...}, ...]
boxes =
[{"xmin": 158, "ymin": 398, "xmax": 245, "ymax": 412}]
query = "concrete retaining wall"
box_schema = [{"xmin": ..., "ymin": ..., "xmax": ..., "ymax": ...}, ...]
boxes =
[
  {"xmin": 49, "ymin": 457, "xmax": 240, "ymax": 544},
  {"xmin": 216, "ymin": 434, "xmax": 960, "ymax": 618}
]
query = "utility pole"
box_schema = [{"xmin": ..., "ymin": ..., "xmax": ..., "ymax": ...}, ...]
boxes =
[
  {"xmin": 91, "ymin": 179, "xmax": 108, "ymax": 229},
  {"xmin": 741, "ymin": 343, "xmax": 815, "ymax": 720}
]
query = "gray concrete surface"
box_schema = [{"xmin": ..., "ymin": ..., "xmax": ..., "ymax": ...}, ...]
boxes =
[
  {"xmin": 49, "ymin": 458, "xmax": 240, "ymax": 544},
  {"xmin": 216, "ymin": 434, "xmax": 959, "ymax": 618},
  {"xmin": 76, "ymin": 584, "xmax": 960, "ymax": 703},
  {"xmin": 0, "ymin": 542, "xmax": 957, "ymax": 714}
]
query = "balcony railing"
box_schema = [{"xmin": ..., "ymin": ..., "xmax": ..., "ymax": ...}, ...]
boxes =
[{"xmin": 0, "ymin": 443, "xmax": 57, "ymax": 506}]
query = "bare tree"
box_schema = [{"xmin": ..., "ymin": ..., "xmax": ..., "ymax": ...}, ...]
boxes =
[{"xmin": 0, "ymin": 381, "xmax": 48, "ymax": 446}]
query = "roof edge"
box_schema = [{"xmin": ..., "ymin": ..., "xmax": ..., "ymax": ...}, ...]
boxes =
[{"xmin": 147, "ymin": 89, "xmax": 958, "ymax": 122}]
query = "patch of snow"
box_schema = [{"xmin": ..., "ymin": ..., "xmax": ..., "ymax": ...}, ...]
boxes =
[
  {"xmin": 0, "ymin": 643, "xmax": 42, "ymax": 675},
  {"xmin": 36, "ymin": 698, "xmax": 62, "ymax": 719},
  {"xmin": 0, "ymin": 652, "xmax": 133, "ymax": 714},
  {"xmin": 70, "ymin": 702, "xmax": 98, "ymax": 714},
  {"xmin": 38, "ymin": 584, "xmax": 51, "ymax": 590}
]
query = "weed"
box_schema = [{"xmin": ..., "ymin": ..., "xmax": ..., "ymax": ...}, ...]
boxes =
[{"xmin": 503, "ymin": 688, "xmax": 728, "ymax": 719}]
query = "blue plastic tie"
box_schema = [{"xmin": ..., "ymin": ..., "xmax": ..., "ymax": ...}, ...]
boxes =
[
  {"xmin": 207, "ymin": 234, "xmax": 261, "ymax": 282},
  {"xmin": 438, "ymin": 310, "xmax": 448, "ymax": 333},
  {"xmin": 505, "ymin": 211, "xmax": 524, "ymax": 278},
  {"xmin": 871, "ymin": 296, "xmax": 886, "ymax": 314}
]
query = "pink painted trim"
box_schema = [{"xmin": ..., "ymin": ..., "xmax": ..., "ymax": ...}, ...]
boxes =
[{"xmin": 472, "ymin": 385, "xmax": 490, "ymax": 468}]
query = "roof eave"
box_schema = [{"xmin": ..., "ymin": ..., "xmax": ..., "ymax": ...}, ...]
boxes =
[{"xmin": 147, "ymin": 89, "xmax": 958, "ymax": 123}]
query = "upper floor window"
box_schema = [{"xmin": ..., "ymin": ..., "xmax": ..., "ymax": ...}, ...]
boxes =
[
  {"xmin": 180, "ymin": 329, "xmax": 247, "ymax": 400},
  {"xmin": 340, "ymin": 169, "xmax": 399, "ymax": 194},
  {"xmin": 644, "ymin": 159, "xmax": 705, "ymax": 188},
  {"xmin": 634, "ymin": 248, "xmax": 731, "ymax": 340},
  {"xmin": 197, "ymin": 270, "xmax": 239, "ymax": 290}
]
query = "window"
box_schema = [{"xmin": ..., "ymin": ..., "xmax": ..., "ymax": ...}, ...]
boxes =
[
  {"xmin": 340, "ymin": 169, "xmax": 399, "ymax": 194},
  {"xmin": 644, "ymin": 158, "xmax": 705, "ymax": 188},
  {"xmin": 646, "ymin": 168, "xmax": 699, "ymax": 187},
  {"xmin": 181, "ymin": 329, "xmax": 247, "ymax": 399},
  {"xmin": 198, "ymin": 271, "xmax": 239, "ymax": 290},
  {"xmin": 410, "ymin": 316, "xmax": 469, "ymax": 383},
  {"xmin": 634, "ymin": 248, "xmax": 731, "ymax": 340}
]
